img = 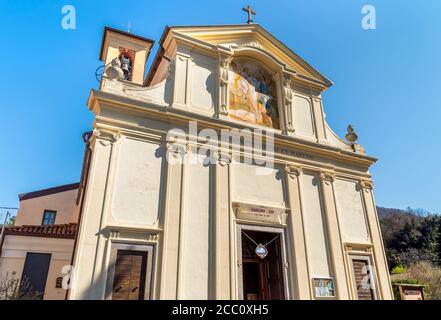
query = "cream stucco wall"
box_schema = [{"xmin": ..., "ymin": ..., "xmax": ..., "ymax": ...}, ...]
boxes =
[
  {"xmin": 334, "ymin": 179, "xmax": 370, "ymax": 243},
  {"xmin": 178, "ymin": 152, "xmax": 212, "ymax": 299},
  {"xmin": 110, "ymin": 138, "xmax": 164, "ymax": 228},
  {"xmin": 300, "ymin": 173, "xmax": 331, "ymax": 279},
  {"xmin": 292, "ymin": 95, "xmax": 315, "ymax": 139},
  {"xmin": 231, "ymin": 162, "xmax": 286, "ymax": 208}
]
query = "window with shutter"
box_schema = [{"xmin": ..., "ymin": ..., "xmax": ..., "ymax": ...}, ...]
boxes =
[{"xmin": 351, "ymin": 258, "xmax": 376, "ymax": 300}]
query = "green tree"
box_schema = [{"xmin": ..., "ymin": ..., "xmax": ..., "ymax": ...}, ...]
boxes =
[
  {"xmin": 378, "ymin": 207, "xmax": 441, "ymax": 269},
  {"xmin": 436, "ymin": 218, "xmax": 441, "ymax": 266},
  {"xmin": 5, "ymin": 215, "xmax": 15, "ymax": 226}
]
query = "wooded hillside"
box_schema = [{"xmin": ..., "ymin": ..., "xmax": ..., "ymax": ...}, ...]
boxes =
[{"xmin": 378, "ymin": 206, "xmax": 441, "ymax": 269}]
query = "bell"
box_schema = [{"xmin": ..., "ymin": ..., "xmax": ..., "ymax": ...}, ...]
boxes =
[
  {"xmin": 120, "ymin": 54, "xmax": 132, "ymax": 80},
  {"xmin": 105, "ymin": 58, "xmax": 124, "ymax": 80}
]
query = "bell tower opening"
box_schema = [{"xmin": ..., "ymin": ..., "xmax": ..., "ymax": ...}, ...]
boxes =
[
  {"xmin": 241, "ymin": 230, "xmax": 285, "ymax": 300},
  {"xmin": 118, "ymin": 48, "xmax": 135, "ymax": 81},
  {"xmin": 99, "ymin": 26, "xmax": 154, "ymax": 85}
]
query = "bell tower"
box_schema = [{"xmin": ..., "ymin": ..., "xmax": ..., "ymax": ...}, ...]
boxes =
[{"xmin": 99, "ymin": 26, "xmax": 154, "ymax": 85}]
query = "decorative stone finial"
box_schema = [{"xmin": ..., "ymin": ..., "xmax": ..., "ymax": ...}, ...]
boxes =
[{"xmin": 345, "ymin": 125, "xmax": 358, "ymax": 143}]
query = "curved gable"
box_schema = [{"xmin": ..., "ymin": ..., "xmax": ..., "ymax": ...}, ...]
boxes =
[{"xmin": 169, "ymin": 24, "xmax": 332, "ymax": 89}]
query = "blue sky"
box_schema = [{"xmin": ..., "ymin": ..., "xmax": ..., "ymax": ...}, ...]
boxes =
[{"xmin": 0, "ymin": 0, "xmax": 440, "ymax": 220}]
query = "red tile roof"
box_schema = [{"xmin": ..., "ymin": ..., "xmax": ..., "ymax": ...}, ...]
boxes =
[{"xmin": 2, "ymin": 223, "xmax": 77, "ymax": 239}]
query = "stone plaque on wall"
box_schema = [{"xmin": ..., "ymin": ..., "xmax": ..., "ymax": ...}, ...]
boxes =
[{"xmin": 233, "ymin": 202, "xmax": 288, "ymax": 225}]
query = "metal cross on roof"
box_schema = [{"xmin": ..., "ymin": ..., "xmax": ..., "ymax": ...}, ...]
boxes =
[{"xmin": 242, "ymin": 5, "xmax": 256, "ymax": 24}]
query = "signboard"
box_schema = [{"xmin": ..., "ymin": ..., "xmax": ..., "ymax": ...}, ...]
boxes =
[
  {"xmin": 233, "ymin": 202, "xmax": 288, "ymax": 225},
  {"xmin": 312, "ymin": 277, "xmax": 335, "ymax": 298},
  {"xmin": 399, "ymin": 285, "xmax": 425, "ymax": 300}
]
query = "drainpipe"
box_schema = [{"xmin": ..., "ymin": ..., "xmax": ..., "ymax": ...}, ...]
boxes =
[{"xmin": 65, "ymin": 131, "xmax": 93, "ymax": 300}]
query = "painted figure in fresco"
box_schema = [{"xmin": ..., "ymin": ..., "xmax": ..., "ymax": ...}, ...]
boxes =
[{"xmin": 228, "ymin": 60, "xmax": 280, "ymax": 129}]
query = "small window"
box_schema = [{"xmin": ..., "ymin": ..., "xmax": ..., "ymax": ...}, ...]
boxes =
[
  {"xmin": 55, "ymin": 277, "xmax": 63, "ymax": 289},
  {"xmin": 42, "ymin": 210, "xmax": 56, "ymax": 225}
]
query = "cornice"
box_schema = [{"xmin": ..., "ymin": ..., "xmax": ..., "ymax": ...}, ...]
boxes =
[
  {"xmin": 170, "ymin": 26, "xmax": 330, "ymax": 91},
  {"xmin": 87, "ymin": 89, "xmax": 377, "ymax": 168}
]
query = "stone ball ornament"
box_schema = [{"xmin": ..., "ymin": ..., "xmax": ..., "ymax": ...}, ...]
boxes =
[{"xmin": 345, "ymin": 125, "xmax": 358, "ymax": 143}]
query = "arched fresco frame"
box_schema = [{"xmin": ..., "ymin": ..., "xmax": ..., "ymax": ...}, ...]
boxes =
[{"xmin": 227, "ymin": 54, "xmax": 283, "ymax": 130}]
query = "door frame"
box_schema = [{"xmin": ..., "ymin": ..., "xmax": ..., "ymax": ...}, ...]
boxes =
[
  {"xmin": 105, "ymin": 242, "xmax": 155, "ymax": 300},
  {"xmin": 235, "ymin": 224, "xmax": 290, "ymax": 300}
]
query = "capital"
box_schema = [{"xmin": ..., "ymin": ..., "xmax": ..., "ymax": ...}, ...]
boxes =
[
  {"xmin": 214, "ymin": 151, "xmax": 231, "ymax": 167},
  {"xmin": 359, "ymin": 179, "xmax": 374, "ymax": 190},
  {"xmin": 319, "ymin": 172, "xmax": 335, "ymax": 184},
  {"xmin": 285, "ymin": 165, "xmax": 302, "ymax": 179},
  {"xmin": 93, "ymin": 129, "xmax": 121, "ymax": 144}
]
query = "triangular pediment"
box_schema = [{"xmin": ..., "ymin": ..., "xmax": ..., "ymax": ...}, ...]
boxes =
[{"xmin": 169, "ymin": 24, "xmax": 332, "ymax": 88}]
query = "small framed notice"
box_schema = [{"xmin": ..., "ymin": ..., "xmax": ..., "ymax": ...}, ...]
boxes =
[{"xmin": 312, "ymin": 277, "xmax": 335, "ymax": 298}]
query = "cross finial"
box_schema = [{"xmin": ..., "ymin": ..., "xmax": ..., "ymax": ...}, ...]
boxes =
[{"xmin": 242, "ymin": 5, "xmax": 256, "ymax": 24}]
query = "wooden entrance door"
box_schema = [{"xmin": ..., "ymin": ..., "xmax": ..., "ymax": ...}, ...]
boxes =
[
  {"xmin": 241, "ymin": 231, "xmax": 285, "ymax": 300},
  {"xmin": 20, "ymin": 252, "xmax": 52, "ymax": 299},
  {"xmin": 112, "ymin": 250, "xmax": 147, "ymax": 300}
]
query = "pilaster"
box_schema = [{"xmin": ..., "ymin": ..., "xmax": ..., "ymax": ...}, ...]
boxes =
[
  {"xmin": 284, "ymin": 165, "xmax": 311, "ymax": 299},
  {"xmin": 172, "ymin": 47, "xmax": 192, "ymax": 109},
  {"xmin": 312, "ymin": 97, "xmax": 327, "ymax": 144},
  {"xmin": 69, "ymin": 129, "xmax": 120, "ymax": 300},
  {"xmin": 158, "ymin": 142, "xmax": 185, "ymax": 299},
  {"xmin": 358, "ymin": 180, "xmax": 394, "ymax": 300},
  {"xmin": 212, "ymin": 152, "xmax": 232, "ymax": 299},
  {"xmin": 318, "ymin": 171, "xmax": 350, "ymax": 299}
]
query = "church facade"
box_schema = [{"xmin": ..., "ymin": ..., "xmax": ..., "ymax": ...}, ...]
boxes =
[{"xmin": 68, "ymin": 24, "xmax": 393, "ymax": 300}]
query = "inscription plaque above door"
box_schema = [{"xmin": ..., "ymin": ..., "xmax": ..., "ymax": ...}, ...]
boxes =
[{"xmin": 233, "ymin": 202, "xmax": 288, "ymax": 225}]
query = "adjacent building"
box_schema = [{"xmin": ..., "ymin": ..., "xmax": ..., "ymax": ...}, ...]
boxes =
[{"xmin": 0, "ymin": 183, "xmax": 79, "ymax": 300}]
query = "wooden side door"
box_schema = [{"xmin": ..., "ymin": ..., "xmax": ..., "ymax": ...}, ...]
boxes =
[
  {"xmin": 20, "ymin": 252, "xmax": 52, "ymax": 299},
  {"xmin": 112, "ymin": 250, "xmax": 147, "ymax": 300}
]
